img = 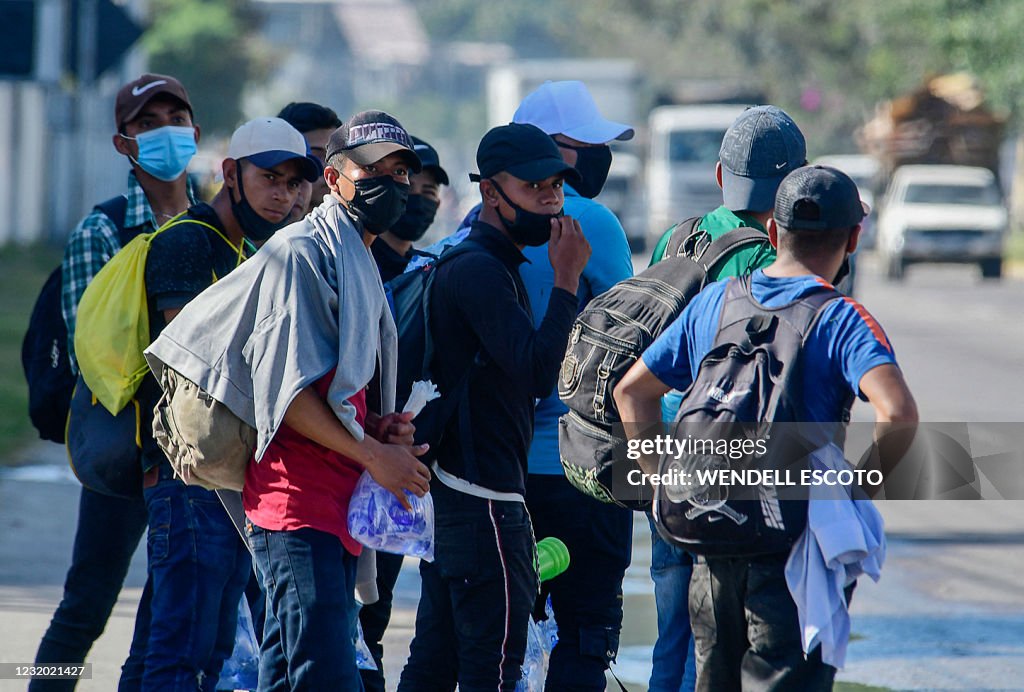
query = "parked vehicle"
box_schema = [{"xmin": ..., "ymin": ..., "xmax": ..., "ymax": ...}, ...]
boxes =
[
  {"xmin": 876, "ymin": 165, "xmax": 1008, "ymax": 280},
  {"xmin": 597, "ymin": 150, "xmax": 646, "ymax": 251},
  {"xmin": 646, "ymin": 104, "xmax": 746, "ymax": 244}
]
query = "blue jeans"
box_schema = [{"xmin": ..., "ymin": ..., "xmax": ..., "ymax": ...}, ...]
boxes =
[
  {"xmin": 247, "ymin": 523, "xmax": 364, "ymax": 692},
  {"xmin": 123, "ymin": 473, "xmax": 251, "ymax": 691},
  {"xmin": 648, "ymin": 515, "xmax": 696, "ymax": 692},
  {"xmin": 30, "ymin": 486, "xmax": 148, "ymax": 692}
]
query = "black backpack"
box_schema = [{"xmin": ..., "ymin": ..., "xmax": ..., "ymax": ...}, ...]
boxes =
[
  {"xmin": 557, "ymin": 217, "xmax": 769, "ymax": 509},
  {"xmin": 653, "ymin": 275, "xmax": 850, "ymax": 556},
  {"xmin": 385, "ymin": 240, "xmax": 493, "ymax": 469},
  {"xmin": 21, "ymin": 196, "xmax": 132, "ymax": 443}
]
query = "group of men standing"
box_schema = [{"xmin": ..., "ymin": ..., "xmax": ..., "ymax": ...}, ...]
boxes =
[{"xmin": 31, "ymin": 68, "xmax": 915, "ymax": 692}]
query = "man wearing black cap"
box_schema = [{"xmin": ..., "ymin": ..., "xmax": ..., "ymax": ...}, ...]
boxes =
[
  {"xmin": 616, "ymin": 166, "xmax": 917, "ymax": 690},
  {"xmin": 370, "ymin": 136, "xmax": 450, "ymax": 283},
  {"xmin": 31, "ymin": 73, "xmax": 201, "ymax": 691},
  {"xmin": 277, "ymin": 101, "xmax": 343, "ymax": 217},
  {"xmin": 398, "ymin": 123, "xmax": 591, "ymax": 691}
]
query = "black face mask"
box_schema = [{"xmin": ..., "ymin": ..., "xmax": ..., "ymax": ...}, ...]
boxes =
[
  {"xmin": 344, "ymin": 175, "xmax": 410, "ymax": 236},
  {"xmin": 230, "ymin": 168, "xmax": 290, "ymax": 243},
  {"xmin": 557, "ymin": 142, "xmax": 612, "ymax": 199},
  {"xmin": 389, "ymin": 194, "xmax": 439, "ymax": 242},
  {"xmin": 490, "ymin": 180, "xmax": 563, "ymax": 247}
]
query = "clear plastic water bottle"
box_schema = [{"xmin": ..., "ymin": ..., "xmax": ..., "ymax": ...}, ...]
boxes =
[{"xmin": 347, "ymin": 472, "xmax": 435, "ymax": 561}]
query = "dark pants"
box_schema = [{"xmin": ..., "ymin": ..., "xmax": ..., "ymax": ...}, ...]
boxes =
[
  {"xmin": 30, "ymin": 486, "xmax": 148, "ymax": 692},
  {"xmin": 248, "ymin": 523, "xmax": 364, "ymax": 692},
  {"xmin": 122, "ymin": 472, "xmax": 251, "ymax": 691},
  {"xmin": 398, "ymin": 480, "xmax": 538, "ymax": 692},
  {"xmin": 689, "ymin": 554, "xmax": 845, "ymax": 692},
  {"xmin": 647, "ymin": 515, "xmax": 696, "ymax": 692},
  {"xmin": 358, "ymin": 550, "xmax": 405, "ymax": 692},
  {"xmin": 526, "ymin": 473, "xmax": 633, "ymax": 691}
]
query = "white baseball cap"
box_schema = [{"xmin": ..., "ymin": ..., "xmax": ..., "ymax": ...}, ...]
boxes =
[
  {"xmin": 513, "ymin": 80, "xmax": 634, "ymax": 144},
  {"xmin": 226, "ymin": 117, "xmax": 322, "ymax": 182}
]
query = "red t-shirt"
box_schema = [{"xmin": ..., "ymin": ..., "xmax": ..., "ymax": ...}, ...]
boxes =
[{"xmin": 244, "ymin": 370, "xmax": 367, "ymax": 556}]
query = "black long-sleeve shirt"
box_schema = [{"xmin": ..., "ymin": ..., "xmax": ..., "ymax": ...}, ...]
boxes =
[{"xmin": 430, "ymin": 221, "xmax": 579, "ymax": 496}]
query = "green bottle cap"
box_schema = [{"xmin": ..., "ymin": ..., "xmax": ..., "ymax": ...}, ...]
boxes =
[{"xmin": 537, "ymin": 536, "xmax": 570, "ymax": 582}]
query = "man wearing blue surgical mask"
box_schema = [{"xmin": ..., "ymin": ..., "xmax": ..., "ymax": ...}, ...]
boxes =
[{"xmin": 34, "ymin": 73, "xmax": 200, "ymax": 691}]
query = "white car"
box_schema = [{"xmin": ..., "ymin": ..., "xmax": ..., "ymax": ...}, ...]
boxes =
[{"xmin": 877, "ymin": 165, "xmax": 1008, "ymax": 280}]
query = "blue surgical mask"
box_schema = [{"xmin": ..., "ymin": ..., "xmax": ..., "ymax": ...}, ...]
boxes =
[{"xmin": 121, "ymin": 125, "xmax": 197, "ymax": 182}]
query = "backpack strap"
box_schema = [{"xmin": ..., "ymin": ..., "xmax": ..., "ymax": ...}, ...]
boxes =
[
  {"xmin": 691, "ymin": 227, "xmax": 770, "ymax": 275},
  {"xmin": 93, "ymin": 195, "xmax": 133, "ymax": 246},
  {"xmin": 663, "ymin": 216, "xmax": 701, "ymax": 259},
  {"xmin": 719, "ymin": 274, "xmax": 840, "ymax": 343}
]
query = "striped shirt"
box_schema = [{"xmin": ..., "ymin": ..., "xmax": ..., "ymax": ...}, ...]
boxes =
[{"xmin": 60, "ymin": 172, "xmax": 197, "ymax": 371}]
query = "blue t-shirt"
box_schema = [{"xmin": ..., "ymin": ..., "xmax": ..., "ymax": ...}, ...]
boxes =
[
  {"xmin": 643, "ymin": 270, "xmax": 897, "ymax": 423},
  {"xmin": 523, "ymin": 185, "xmax": 634, "ymax": 474}
]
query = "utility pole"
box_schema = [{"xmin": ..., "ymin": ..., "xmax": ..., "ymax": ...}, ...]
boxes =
[{"xmin": 75, "ymin": 0, "xmax": 99, "ymax": 219}]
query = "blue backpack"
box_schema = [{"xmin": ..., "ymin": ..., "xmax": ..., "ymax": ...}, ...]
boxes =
[
  {"xmin": 21, "ymin": 196, "xmax": 134, "ymax": 443},
  {"xmin": 384, "ymin": 240, "xmax": 493, "ymax": 470}
]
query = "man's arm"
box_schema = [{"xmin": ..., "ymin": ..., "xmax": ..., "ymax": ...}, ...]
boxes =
[
  {"xmin": 61, "ymin": 214, "xmax": 121, "ymax": 371},
  {"xmin": 858, "ymin": 363, "xmax": 919, "ymax": 493},
  {"xmin": 614, "ymin": 360, "xmax": 673, "ymax": 474},
  {"xmin": 282, "ymin": 388, "xmax": 431, "ymax": 510}
]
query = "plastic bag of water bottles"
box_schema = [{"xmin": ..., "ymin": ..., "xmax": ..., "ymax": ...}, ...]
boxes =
[
  {"xmin": 216, "ymin": 596, "xmax": 260, "ymax": 691},
  {"xmin": 517, "ymin": 596, "xmax": 558, "ymax": 692},
  {"xmin": 347, "ymin": 471, "xmax": 435, "ymax": 561},
  {"xmin": 354, "ymin": 619, "xmax": 378, "ymax": 671},
  {"xmin": 537, "ymin": 595, "xmax": 558, "ymax": 654}
]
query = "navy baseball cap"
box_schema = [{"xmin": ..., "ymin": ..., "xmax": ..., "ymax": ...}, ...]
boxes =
[
  {"xmin": 719, "ymin": 106, "xmax": 807, "ymax": 213},
  {"xmin": 774, "ymin": 165, "xmax": 870, "ymax": 231},
  {"xmin": 470, "ymin": 123, "xmax": 581, "ymax": 184},
  {"xmin": 411, "ymin": 136, "xmax": 449, "ymax": 185},
  {"xmin": 325, "ymin": 110, "xmax": 422, "ymax": 172}
]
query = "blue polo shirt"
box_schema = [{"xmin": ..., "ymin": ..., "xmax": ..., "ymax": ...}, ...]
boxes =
[
  {"xmin": 522, "ymin": 184, "xmax": 634, "ymax": 474},
  {"xmin": 643, "ymin": 270, "xmax": 898, "ymax": 423}
]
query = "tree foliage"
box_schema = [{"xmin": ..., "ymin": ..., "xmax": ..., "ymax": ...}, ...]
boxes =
[
  {"xmin": 415, "ymin": 0, "xmax": 1023, "ymax": 153},
  {"xmin": 143, "ymin": 0, "xmax": 262, "ymax": 135}
]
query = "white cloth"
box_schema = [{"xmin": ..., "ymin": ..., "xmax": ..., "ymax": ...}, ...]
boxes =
[{"xmin": 785, "ymin": 443, "xmax": 886, "ymax": 668}]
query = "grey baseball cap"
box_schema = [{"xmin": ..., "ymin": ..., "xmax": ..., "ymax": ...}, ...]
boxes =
[{"xmin": 719, "ymin": 106, "xmax": 806, "ymax": 213}]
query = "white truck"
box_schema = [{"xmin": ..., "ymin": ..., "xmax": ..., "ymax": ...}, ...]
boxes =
[{"xmin": 645, "ymin": 103, "xmax": 747, "ymax": 243}]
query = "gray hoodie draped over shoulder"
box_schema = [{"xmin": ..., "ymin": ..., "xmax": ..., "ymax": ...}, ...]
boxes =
[{"xmin": 144, "ymin": 195, "xmax": 398, "ymax": 462}]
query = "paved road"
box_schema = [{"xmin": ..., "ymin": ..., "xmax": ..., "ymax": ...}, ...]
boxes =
[{"xmin": 1, "ymin": 254, "xmax": 1023, "ymax": 691}]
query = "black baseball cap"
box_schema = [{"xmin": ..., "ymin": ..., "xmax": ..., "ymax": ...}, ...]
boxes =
[
  {"xmin": 276, "ymin": 102, "xmax": 342, "ymax": 134},
  {"xmin": 469, "ymin": 123, "xmax": 581, "ymax": 184},
  {"xmin": 411, "ymin": 136, "xmax": 449, "ymax": 185},
  {"xmin": 325, "ymin": 110, "xmax": 421, "ymax": 172},
  {"xmin": 774, "ymin": 165, "xmax": 870, "ymax": 231}
]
